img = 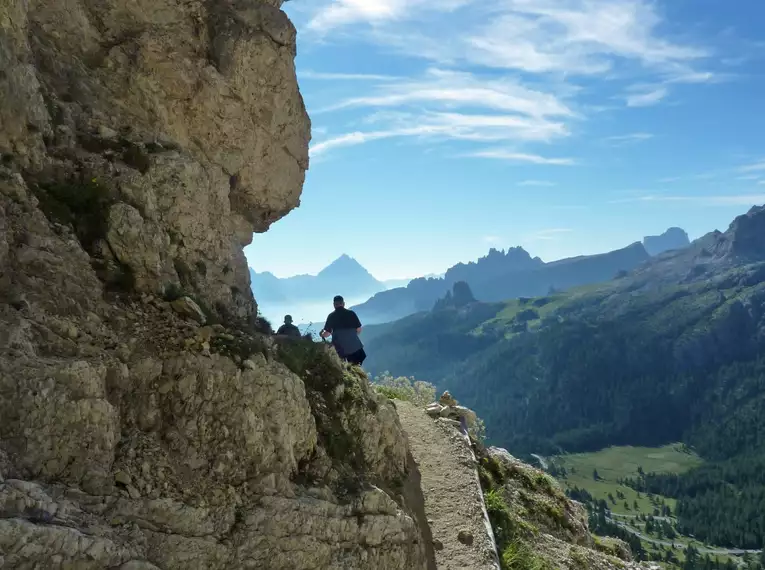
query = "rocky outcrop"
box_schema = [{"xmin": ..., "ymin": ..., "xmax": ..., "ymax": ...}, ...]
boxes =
[
  {"xmin": 643, "ymin": 227, "xmax": 690, "ymax": 256},
  {"xmin": 0, "ymin": 1, "xmax": 434, "ymax": 568},
  {"xmin": 1, "ymin": 0, "xmax": 310, "ymax": 324},
  {"xmin": 480, "ymin": 447, "xmax": 657, "ymax": 569},
  {"xmin": 723, "ymin": 205, "xmax": 765, "ymax": 261},
  {"xmin": 0, "ymin": 168, "xmax": 429, "ymax": 567}
]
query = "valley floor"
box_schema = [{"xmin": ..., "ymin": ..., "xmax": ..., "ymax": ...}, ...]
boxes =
[{"xmin": 548, "ymin": 445, "xmax": 759, "ymax": 567}]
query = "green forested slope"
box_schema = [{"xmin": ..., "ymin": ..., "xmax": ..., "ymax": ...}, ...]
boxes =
[{"xmin": 363, "ymin": 206, "xmax": 765, "ymax": 549}]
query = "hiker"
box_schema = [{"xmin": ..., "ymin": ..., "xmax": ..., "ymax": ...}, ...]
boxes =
[
  {"xmin": 276, "ymin": 315, "xmax": 301, "ymax": 338},
  {"xmin": 320, "ymin": 295, "xmax": 366, "ymax": 365}
]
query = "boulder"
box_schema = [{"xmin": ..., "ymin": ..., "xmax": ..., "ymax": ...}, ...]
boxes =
[{"xmin": 171, "ymin": 297, "xmax": 207, "ymax": 325}]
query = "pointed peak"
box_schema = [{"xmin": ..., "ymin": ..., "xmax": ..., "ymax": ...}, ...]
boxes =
[
  {"xmin": 318, "ymin": 254, "xmax": 380, "ymax": 282},
  {"xmin": 325, "ymin": 254, "xmax": 361, "ymax": 269}
]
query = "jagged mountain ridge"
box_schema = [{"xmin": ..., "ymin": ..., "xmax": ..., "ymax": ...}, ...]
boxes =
[
  {"xmin": 353, "ymin": 229, "xmax": 687, "ymax": 324},
  {"xmin": 364, "ymin": 206, "xmax": 765, "ymax": 403}
]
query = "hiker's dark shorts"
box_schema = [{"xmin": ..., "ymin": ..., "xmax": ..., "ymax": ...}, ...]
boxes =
[{"xmin": 342, "ymin": 348, "xmax": 367, "ymax": 366}]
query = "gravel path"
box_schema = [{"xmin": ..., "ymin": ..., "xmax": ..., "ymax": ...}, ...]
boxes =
[{"xmin": 395, "ymin": 401, "xmax": 500, "ymax": 570}]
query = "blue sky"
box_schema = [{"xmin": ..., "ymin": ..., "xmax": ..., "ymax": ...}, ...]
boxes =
[{"xmin": 245, "ymin": 0, "xmax": 765, "ymax": 281}]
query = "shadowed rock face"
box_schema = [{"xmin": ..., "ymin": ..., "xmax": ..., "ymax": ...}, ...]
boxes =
[
  {"xmin": 0, "ymin": 2, "xmax": 430, "ymax": 568},
  {"xmin": 1, "ymin": 0, "xmax": 310, "ymax": 323}
]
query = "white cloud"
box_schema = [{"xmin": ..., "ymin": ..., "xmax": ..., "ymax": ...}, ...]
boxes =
[
  {"xmin": 299, "ymin": 0, "xmax": 720, "ymax": 159},
  {"xmin": 311, "ymin": 129, "xmax": 418, "ymax": 156},
  {"xmin": 605, "ymin": 132, "xmax": 654, "ymax": 145},
  {"xmin": 518, "ymin": 180, "xmax": 557, "ymax": 187},
  {"xmin": 483, "ymin": 235, "xmax": 501, "ymax": 243},
  {"xmin": 310, "ymin": 69, "xmax": 574, "ymax": 157},
  {"xmin": 659, "ymin": 171, "xmax": 720, "ymax": 183},
  {"xmin": 310, "ymin": 111, "xmax": 567, "ymax": 157},
  {"xmin": 308, "ymin": 0, "xmax": 472, "ymax": 31},
  {"xmin": 463, "ymin": 0, "xmax": 707, "ymax": 76},
  {"xmin": 469, "ymin": 150, "xmax": 576, "ymax": 165},
  {"xmin": 308, "ymin": 0, "xmax": 406, "ymax": 30},
  {"xmin": 300, "ymin": 70, "xmax": 400, "ymax": 82},
  {"xmin": 740, "ymin": 160, "xmax": 765, "ymax": 173},
  {"xmin": 525, "ymin": 228, "xmax": 574, "ymax": 241},
  {"xmin": 319, "ymin": 68, "xmax": 573, "ymax": 118},
  {"xmin": 626, "ymin": 86, "xmax": 668, "ymax": 107},
  {"xmin": 613, "ymin": 194, "xmax": 765, "ymax": 206}
]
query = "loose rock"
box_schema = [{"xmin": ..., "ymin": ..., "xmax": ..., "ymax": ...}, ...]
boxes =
[{"xmin": 171, "ymin": 297, "xmax": 207, "ymax": 325}]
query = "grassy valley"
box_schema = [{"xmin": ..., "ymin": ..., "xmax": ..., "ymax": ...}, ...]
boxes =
[
  {"xmin": 552, "ymin": 444, "xmax": 702, "ymax": 517},
  {"xmin": 546, "ymin": 444, "xmax": 762, "ymax": 569}
]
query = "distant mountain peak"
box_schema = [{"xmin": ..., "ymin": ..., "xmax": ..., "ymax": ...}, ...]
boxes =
[
  {"xmin": 319, "ymin": 254, "xmax": 371, "ymax": 277},
  {"xmin": 724, "ymin": 204, "xmax": 765, "ymax": 260},
  {"xmin": 643, "ymin": 227, "xmax": 690, "ymax": 256}
]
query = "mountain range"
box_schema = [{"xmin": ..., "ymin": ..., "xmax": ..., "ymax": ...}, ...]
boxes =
[
  {"xmin": 352, "ymin": 227, "xmax": 691, "ymax": 324},
  {"xmin": 360, "ymin": 206, "xmax": 765, "ymax": 551}
]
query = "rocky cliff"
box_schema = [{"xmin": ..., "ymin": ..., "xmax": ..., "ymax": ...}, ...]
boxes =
[
  {"xmin": 1, "ymin": 0, "xmax": 311, "ymax": 324},
  {"xmin": 0, "ymin": 1, "xmax": 432, "ymax": 568}
]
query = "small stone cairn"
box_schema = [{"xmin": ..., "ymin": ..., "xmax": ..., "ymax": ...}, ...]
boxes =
[{"xmin": 425, "ymin": 391, "xmax": 478, "ymax": 434}]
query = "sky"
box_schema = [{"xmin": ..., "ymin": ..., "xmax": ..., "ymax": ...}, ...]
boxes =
[{"xmin": 244, "ymin": 0, "xmax": 765, "ymax": 281}]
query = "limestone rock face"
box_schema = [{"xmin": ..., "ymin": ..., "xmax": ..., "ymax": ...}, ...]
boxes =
[
  {"xmin": 0, "ymin": 0, "xmax": 311, "ymax": 323},
  {"xmin": 0, "ymin": 169, "xmax": 428, "ymax": 569},
  {"xmin": 0, "ymin": 1, "xmax": 431, "ymax": 568}
]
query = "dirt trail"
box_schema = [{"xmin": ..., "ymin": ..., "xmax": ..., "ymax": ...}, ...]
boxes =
[{"xmin": 395, "ymin": 401, "xmax": 500, "ymax": 570}]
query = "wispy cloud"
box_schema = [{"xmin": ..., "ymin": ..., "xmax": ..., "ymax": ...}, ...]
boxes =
[
  {"xmin": 659, "ymin": 170, "xmax": 719, "ymax": 183},
  {"xmin": 310, "ymin": 69, "xmax": 573, "ymax": 157},
  {"xmin": 469, "ymin": 150, "xmax": 576, "ymax": 166},
  {"xmin": 626, "ymin": 86, "xmax": 668, "ymax": 107},
  {"xmin": 300, "ymin": 0, "xmax": 722, "ymax": 159},
  {"xmin": 740, "ymin": 159, "xmax": 765, "ymax": 173},
  {"xmin": 524, "ymin": 228, "xmax": 574, "ymax": 241},
  {"xmin": 518, "ymin": 180, "xmax": 557, "ymax": 187},
  {"xmin": 300, "ymin": 70, "xmax": 399, "ymax": 82},
  {"xmin": 605, "ymin": 132, "xmax": 654, "ymax": 145},
  {"xmin": 308, "ymin": 0, "xmax": 471, "ymax": 31},
  {"xmin": 613, "ymin": 194, "xmax": 765, "ymax": 206},
  {"xmin": 462, "ymin": 1, "xmax": 707, "ymax": 77},
  {"xmin": 483, "ymin": 235, "xmax": 501, "ymax": 244},
  {"xmin": 318, "ymin": 69, "xmax": 573, "ymax": 118}
]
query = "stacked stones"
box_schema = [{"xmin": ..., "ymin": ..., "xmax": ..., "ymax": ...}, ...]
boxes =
[{"xmin": 425, "ymin": 391, "xmax": 478, "ymax": 434}]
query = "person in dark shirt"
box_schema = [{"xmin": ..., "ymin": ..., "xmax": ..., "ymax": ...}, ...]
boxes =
[
  {"xmin": 276, "ymin": 315, "xmax": 301, "ymax": 338},
  {"xmin": 320, "ymin": 295, "xmax": 366, "ymax": 365}
]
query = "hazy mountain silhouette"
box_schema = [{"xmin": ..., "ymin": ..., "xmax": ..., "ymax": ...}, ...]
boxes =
[{"xmin": 250, "ymin": 255, "xmax": 385, "ymax": 307}]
